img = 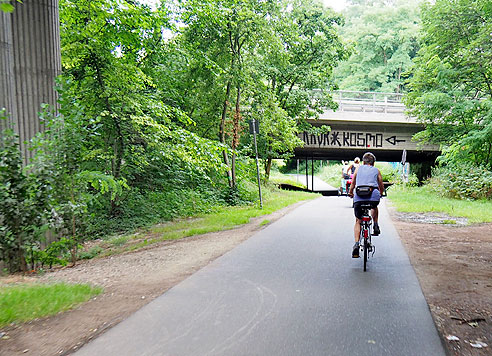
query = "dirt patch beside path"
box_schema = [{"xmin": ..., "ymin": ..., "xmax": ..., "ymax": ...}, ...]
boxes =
[
  {"xmin": 388, "ymin": 207, "xmax": 492, "ymax": 356},
  {"xmin": 1, "ymin": 201, "xmax": 491, "ymax": 355}
]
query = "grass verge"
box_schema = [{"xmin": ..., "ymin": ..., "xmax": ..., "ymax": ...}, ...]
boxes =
[
  {"xmin": 387, "ymin": 185, "xmax": 492, "ymax": 223},
  {"xmin": 129, "ymin": 189, "xmax": 318, "ymax": 249},
  {"xmin": 317, "ymin": 163, "xmax": 343, "ymax": 188},
  {"xmin": 0, "ymin": 283, "xmax": 102, "ymax": 327},
  {"xmin": 269, "ymin": 172, "xmax": 307, "ymax": 189}
]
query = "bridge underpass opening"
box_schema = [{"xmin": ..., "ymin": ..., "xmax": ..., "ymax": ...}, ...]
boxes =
[
  {"xmin": 290, "ymin": 156, "xmax": 428, "ymax": 197},
  {"xmin": 294, "ymin": 92, "xmax": 439, "ymax": 188},
  {"xmin": 295, "ymin": 118, "xmax": 440, "ymax": 163},
  {"xmin": 287, "ymin": 92, "xmax": 441, "ymax": 193},
  {"xmin": 297, "ymin": 91, "xmax": 439, "ymax": 161}
]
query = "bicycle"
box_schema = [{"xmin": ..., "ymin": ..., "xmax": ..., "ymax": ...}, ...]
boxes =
[{"xmin": 358, "ymin": 202, "xmax": 376, "ymax": 271}]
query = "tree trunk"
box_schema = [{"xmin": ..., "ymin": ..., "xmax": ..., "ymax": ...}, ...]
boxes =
[
  {"xmin": 17, "ymin": 236, "xmax": 27, "ymax": 272},
  {"xmin": 396, "ymin": 66, "xmax": 402, "ymax": 93},
  {"xmin": 486, "ymin": 142, "xmax": 492, "ymax": 168},
  {"xmin": 110, "ymin": 117, "xmax": 124, "ymax": 215},
  {"xmin": 70, "ymin": 182, "xmax": 77, "ymax": 266},
  {"xmin": 14, "ymin": 218, "xmax": 27, "ymax": 272},
  {"xmin": 220, "ymin": 81, "xmax": 233, "ymax": 188},
  {"xmin": 231, "ymin": 84, "xmax": 241, "ymax": 188},
  {"xmin": 265, "ymin": 157, "xmax": 273, "ymax": 181},
  {"xmin": 71, "ymin": 214, "xmax": 77, "ymax": 266},
  {"xmin": 92, "ymin": 53, "xmax": 123, "ymax": 215}
]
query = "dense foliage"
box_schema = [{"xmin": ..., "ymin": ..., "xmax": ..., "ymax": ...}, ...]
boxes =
[
  {"xmin": 334, "ymin": 0, "xmax": 421, "ymax": 93},
  {"xmin": 7, "ymin": 0, "xmax": 492, "ymax": 274},
  {"xmin": 429, "ymin": 163, "xmax": 492, "ymax": 200},
  {"xmin": 159, "ymin": 0, "xmax": 348, "ymax": 180},
  {"xmin": 404, "ymin": 0, "xmax": 492, "ymax": 198}
]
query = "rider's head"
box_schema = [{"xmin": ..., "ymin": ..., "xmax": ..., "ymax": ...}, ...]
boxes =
[
  {"xmin": 354, "ymin": 157, "xmax": 360, "ymax": 164},
  {"xmin": 363, "ymin": 152, "xmax": 376, "ymax": 165}
]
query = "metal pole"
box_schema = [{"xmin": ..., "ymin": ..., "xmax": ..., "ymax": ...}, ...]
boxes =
[
  {"xmin": 252, "ymin": 119, "xmax": 263, "ymax": 209},
  {"xmin": 311, "ymin": 157, "xmax": 314, "ymax": 192},
  {"xmin": 296, "ymin": 159, "xmax": 299, "ymax": 183},
  {"xmin": 305, "ymin": 157, "xmax": 308, "ymax": 190}
]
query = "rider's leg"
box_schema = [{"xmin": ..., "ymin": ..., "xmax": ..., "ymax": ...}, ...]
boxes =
[
  {"xmin": 354, "ymin": 218, "xmax": 361, "ymax": 242},
  {"xmin": 371, "ymin": 207, "xmax": 379, "ymax": 224},
  {"xmin": 371, "ymin": 206, "xmax": 381, "ymax": 236},
  {"xmin": 352, "ymin": 217, "xmax": 361, "ymax": 257}
]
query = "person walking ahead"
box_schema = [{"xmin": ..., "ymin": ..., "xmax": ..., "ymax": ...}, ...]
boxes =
[{"xmin": 348, "ymin": 152, "xmax": 385, "ymax": 258}]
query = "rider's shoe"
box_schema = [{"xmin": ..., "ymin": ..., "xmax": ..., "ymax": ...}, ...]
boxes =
[
  {"xmin": 373, "ymin": 223, "xmax": 380, "ymax": 236},
  {"xmin": 352, "ymin": 242, "xmax": 360, "ymax": 258}
]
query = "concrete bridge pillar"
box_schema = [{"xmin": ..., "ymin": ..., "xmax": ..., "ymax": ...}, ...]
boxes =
[{"xmin": 0, "ymin": 0, "xmax": 61, "ymax": 163}]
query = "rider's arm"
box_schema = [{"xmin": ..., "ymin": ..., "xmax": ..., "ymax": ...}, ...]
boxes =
[
  {"xmin": 348, "ymin": 167, "xmax": 358, "ymax": 197},
  {"xmin": 377, "ymin": 171, "xmax": 385, "ymax": 195},
  {"xmin": 347, "ymin": 163, "xmax": 353, "ymax": 175}
]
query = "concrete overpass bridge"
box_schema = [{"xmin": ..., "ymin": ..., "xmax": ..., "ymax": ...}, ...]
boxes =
[{"xmin": 294, "ymin": 91, "xmax": 440, "ymax": 163}]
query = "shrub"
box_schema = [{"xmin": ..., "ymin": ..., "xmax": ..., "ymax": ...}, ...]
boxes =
[
  {"xmin": 428, "ymin": 162, "xmax": 492, "ymax": 200},
  {"xmin": 0, "ymin": 115, "xmax": 52, "ymax": 272},
  {"xmin": 375, "ymin": 163, "xmax": 399, "ymax": 183},
  {"xmin": 317, "ymin": 163, "xmax": 344, "ymax": 188},
  {"xmin": 77, "ymin": 246, "xmax": 103, "ymax": 260}
]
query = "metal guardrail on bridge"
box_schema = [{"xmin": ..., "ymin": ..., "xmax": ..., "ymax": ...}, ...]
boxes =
[{"xmin": 314, "ymin": 90, "xmax": 406, "ymax": 114}]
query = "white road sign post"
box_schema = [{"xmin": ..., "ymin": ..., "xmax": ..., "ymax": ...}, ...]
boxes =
[{"xmin": 401, "ymin": 149, "xmax": 409, "ymax": 183}]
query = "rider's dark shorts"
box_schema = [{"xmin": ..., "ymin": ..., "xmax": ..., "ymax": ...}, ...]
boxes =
[{"xmin": 354, "ymin": 201, "xmax": 380, "ymax": 219}]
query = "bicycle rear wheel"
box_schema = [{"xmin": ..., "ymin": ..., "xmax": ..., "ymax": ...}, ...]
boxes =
[{"xmin": 363, "ymin": 235, "xmax": 368, "ymax": 271}]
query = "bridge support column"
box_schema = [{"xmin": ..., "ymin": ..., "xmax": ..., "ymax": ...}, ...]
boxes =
[
  {"xmin": 311, "ymin": 157, "xmax": 314, "ymax": 191},
  {"xmin": 0, "ymin": 0, "xmax": 61, "ymax": 163},
  {"xmin": 305, "ymin": 157, "xmax": 308, "ymax": 190}
]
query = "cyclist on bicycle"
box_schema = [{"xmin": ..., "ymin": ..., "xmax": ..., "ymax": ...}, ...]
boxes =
[
  {"xmin": 348, "ymin": 152, "xmax": 385, "ymax": 258},
  {"xmin": 346, "ymin": 157, "xmax": 360, "ymax": 178},
  {"xmin": 345, "ymin": 157, "xmax": 360, "ymax": 193}
]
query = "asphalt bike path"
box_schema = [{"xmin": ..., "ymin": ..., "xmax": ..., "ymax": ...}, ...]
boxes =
[
  {"xmin": 290, "ymin": 174, "xmax": 337, "ymax": 191},
  {"xmin": 75, "ymin": 197, "xmax": 446, "ymax": 356}
]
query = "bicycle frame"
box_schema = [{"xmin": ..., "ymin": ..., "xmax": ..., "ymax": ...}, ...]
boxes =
[{"xmin": 359, "ymin": 205, "xmax": 375, "ymax": 271}]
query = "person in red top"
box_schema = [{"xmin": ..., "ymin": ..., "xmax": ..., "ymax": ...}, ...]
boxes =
[{"xmin": 345, "ymin": 157, "xmax": 360, "ymax": 194}]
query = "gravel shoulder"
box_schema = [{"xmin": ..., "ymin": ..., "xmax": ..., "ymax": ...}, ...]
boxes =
[{"xmin": 1, "ymin": 200, "xmax": 491, "ymax": 356}]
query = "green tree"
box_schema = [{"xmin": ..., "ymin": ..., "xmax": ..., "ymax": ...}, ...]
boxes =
[
  {"xmin": 59, "ymin": 0, "xmax": 228, "ymax": 228},
  {"xmin": 245, "ymin": 92, "xmax": 303, "ymax": 179},
  {"xmin": 405, "ymin": 0, "xmax": 492, "ymax": 167},
  {"xmin": 334, "ymin": 0, "xmax": 421, "ymax": 92},
  {"xmin": 172, "ymin": 0, "xmax": 347, "ymax": 181},
  {"xmin": 258, "ymin": 0, "xmax": 347, "ymax": 177},
  {"xmin": 60, "ymin": 0, "xmax": 182, "ymax": 214},
  {"xmin": 175, "ymin": 0, "xmax": 276, "ymax": 189}
]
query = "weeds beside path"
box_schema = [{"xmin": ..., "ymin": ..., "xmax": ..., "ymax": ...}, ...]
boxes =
[{"xmin": 388, "ymin": 185, "xmax": 492, "ymax": 223}]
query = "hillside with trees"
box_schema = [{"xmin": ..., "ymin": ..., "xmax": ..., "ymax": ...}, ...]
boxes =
[{"xmin": 333, "ymin": 0, "xmax": 421, "ymax": 93}]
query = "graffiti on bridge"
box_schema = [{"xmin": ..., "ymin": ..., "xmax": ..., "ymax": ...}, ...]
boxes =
[{"xmin": 301, "ymin": 131, "xmax": 406, "ymax": 148}]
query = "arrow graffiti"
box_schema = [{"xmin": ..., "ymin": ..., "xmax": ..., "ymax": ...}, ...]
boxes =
[{"xmin": 385, "ymin": 136, "xmax": 406, "ymax": 146}]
